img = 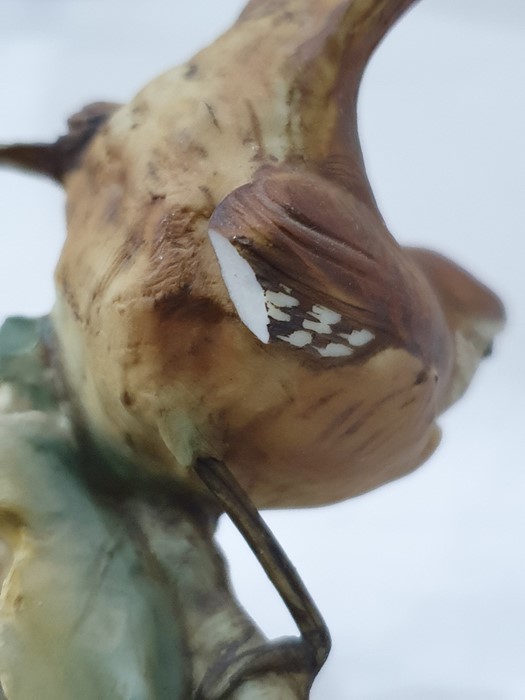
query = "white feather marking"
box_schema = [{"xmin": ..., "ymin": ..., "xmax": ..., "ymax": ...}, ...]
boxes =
[
  {"xmin": 310, "ymin": 305, "xmax": 342, "ymax": 325},
  {"xmin": 267, "ymin": 303, "xmax": 291, "ymax": 322},
  {"xmin": 277, "ymin": 330, "xmax": 313, "ymax": 347},
  {"xmin": 265, "ymin": 291, "xmax": 299, "ymax": 308},
  {"xmin": 339, "ymin": 329, "xmax": 375, "ymax": 347},
  {"xmin": 303, "ymin": 319, "xmax": 332, "ymax": 334},
  {"xmin": 303, "ymin": 304, "xmax": 342, "ymax": 334},
  {"xmin": 209, "ymin": 229, "xmax": 269, "ymax": 343},
  {"xmin": 315, "ymin": 343, "xmax": 354, "ymax": 358}
]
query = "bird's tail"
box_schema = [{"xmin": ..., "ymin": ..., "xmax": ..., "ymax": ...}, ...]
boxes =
[{"xmin": 0, "ymin": 101, "xmax": 118, "ymax": 182}]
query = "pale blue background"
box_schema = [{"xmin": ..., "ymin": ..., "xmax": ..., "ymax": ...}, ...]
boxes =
[{"xmin": 1, "ymin": 2, "xmax": 524, "ymax": 698}]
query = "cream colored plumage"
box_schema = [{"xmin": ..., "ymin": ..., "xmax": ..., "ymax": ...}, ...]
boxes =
[{"xmin": 0, "ymin": 0, "xmax": 504, "ymax": 508}]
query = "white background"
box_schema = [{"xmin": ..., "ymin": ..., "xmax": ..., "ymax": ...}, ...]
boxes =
[{"xmin": 1, "ymin": 1, "xmax": 524, "ymax": 698}]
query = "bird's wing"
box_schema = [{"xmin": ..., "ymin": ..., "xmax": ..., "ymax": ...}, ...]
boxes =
[{"xmin": 210, "ymin": 167, "xmax": 438, "ymax": 361}]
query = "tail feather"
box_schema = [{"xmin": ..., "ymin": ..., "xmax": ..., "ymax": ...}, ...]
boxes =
[{"xmin": 0, "ymin": 101, "xmax": 119, "ymax": 182}]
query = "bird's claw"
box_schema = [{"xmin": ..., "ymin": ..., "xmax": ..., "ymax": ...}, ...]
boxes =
[{"xmin": 195, "ymin": 637, "xmax": 316, "ymax": 700}]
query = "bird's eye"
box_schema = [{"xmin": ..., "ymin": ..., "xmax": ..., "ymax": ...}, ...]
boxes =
[
  {"xmin": 208, "ymin": 229, "xmax": 270, "ymax": 344},
  {"xmin": 482, "ymin": 341, "xmax": 494, "ymax": 358}
]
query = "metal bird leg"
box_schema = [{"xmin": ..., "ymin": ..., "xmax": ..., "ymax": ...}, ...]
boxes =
[{"xmin": 195, "ymin": 458, "xmax": 330, "ymax": 699}]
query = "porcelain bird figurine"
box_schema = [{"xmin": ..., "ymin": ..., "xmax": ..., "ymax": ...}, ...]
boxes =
[{"xmin": 0, "ymin": 0, "xmax": 505, "ymax": 509}]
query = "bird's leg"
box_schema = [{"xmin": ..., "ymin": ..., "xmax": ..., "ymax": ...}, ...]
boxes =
[{"xmin": 194, "ymin": 457, "xmax": 331, "ymax": 700}]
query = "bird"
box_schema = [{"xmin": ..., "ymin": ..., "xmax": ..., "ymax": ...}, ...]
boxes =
[{"xmin": 0, "ymin": 0, "xmax": 505, "ymax": 510}]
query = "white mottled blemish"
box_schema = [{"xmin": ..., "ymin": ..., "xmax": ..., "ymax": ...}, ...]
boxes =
[
  {"xmin": 278, "ymin": 330, "xmax": 313, "ymax": 347},
  {"xmin": 265, "ymin": 291, "xmax": 299, "ymax": 308},
  {"xmin": 267, "ymin": 303, "xmax": 291, "ymax": 322},
  {"xmin": 209, "ymin": 229, "xmax": 269, "ymax": 343},
  {"xmin": 315, "ymin": 343, "xmax": 354, "ymax": 358},
  {"xmin": 0, "ymin": 538, "xmax": 12, "ymax": 590},
  {"xmin": 339, "ymin": 329, "xmax": 375, "ymax": 347},
  {"xmin": 0, "ymin": 384, "xmax": 14, "ymax": 413}
]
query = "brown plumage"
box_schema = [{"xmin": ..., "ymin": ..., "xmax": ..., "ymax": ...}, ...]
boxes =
[{"xmin": 0, "ymin": 0, "xmax": 504, "ymax": 508}]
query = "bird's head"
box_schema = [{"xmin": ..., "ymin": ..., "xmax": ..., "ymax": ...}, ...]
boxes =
[{"xmin": 405, "ymin": 248, "xmax": 505, "ymax": 409}]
